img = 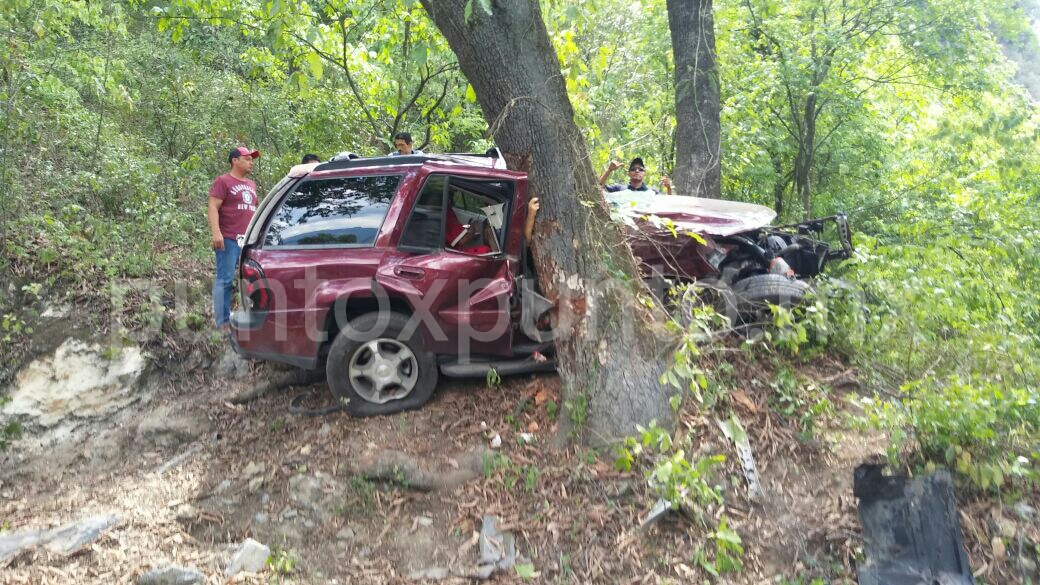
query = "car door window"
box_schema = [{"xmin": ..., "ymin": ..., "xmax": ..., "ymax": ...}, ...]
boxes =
[
  {"xmin": 398, "ymin": 175, "xmax": 513, "ymax": 255},
  {"xmin": 447, "ymin": 179, "xmax": 512, "ymax": 253},
  {"xmin": 399, "ymin": 175, "xmax": 447, "ymax": 252},
  {"xmin": 263, "ymin": 175, "xmax": 400, "ymax": 248}
]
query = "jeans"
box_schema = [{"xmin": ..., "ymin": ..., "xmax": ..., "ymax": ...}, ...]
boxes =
[{"xmin": 213, "ymin": 237, "xmax": 241, "ymax": 327}]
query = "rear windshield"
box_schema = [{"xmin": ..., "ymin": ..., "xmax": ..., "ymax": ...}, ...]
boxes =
[{"xmin": 263, "ymin": 175, "xmax": 400, "ymax": 248}]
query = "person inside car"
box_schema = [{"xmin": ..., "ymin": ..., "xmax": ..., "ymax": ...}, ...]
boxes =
[{"xmin": 445, "ymin": 207, "xmax": 493, "ymax": 255}]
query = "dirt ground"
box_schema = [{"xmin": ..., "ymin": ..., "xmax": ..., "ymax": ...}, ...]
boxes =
[{"xmin": 1, "ymin": 337, "xmax": 1037, "ymax": 584}]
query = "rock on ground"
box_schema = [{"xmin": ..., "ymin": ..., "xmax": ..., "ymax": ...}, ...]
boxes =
[
  {"xmin": 225, "ymin": 538, "xmax": 270, "ymax": 575},
  {"xmin": 137, "ymin": 565, "xmax": 205, "ymax": 585}
]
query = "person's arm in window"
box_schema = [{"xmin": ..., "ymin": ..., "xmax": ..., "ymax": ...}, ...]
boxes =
[
  {"xmin": 445, "ymin": 207, "xmax": 477, "ymax": 248},
  {"xmin": 524, "ymin": 197, "xmax": 539, "ymax": 242}
]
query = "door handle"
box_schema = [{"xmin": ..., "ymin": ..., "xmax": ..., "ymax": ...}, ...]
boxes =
[{"xmin": 394, "ymin": 266, "xmax": 425, "ymax": 279}]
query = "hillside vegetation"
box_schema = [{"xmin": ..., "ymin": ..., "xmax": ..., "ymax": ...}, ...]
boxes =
[{"xmin": 2, "ymin": 0, "xmax": 1039, "ymax": 515}]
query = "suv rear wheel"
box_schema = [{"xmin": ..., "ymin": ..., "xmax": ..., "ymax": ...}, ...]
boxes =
[{"xmin": 326, "ymin": 312, "xmax": 438, "ymax": 416}]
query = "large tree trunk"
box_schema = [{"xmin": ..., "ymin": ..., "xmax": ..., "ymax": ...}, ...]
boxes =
[
  {"xmin": 667, "ymin": 0, "xmax": 721, "ymax": 199},
  {"xmin": 420, "ymin": 0, "xmax": 678, "ymax": 444}
]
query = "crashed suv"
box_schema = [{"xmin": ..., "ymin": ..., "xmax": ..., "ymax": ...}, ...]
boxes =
[
  {"xmin": 606, "ymin": 190, "xmax": 853, "ymax": 320},
  {"xmin": 231, "ymin": 153, "xmax": 851, "ymax": 416}
]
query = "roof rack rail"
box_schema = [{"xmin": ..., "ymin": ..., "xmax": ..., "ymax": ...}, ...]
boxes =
[{"xmin": 312, "ymin": 150, "xmax": 506, "ymax": 172}]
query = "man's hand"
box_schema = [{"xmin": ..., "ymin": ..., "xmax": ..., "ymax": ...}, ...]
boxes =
[
  {"xmin": 212, "ymin": 233, "xmax": 225, "ymax": 250},
  {"xmin": 661, "ymin": 177, "xmax": 673, "ymax": 194},
  {"xmin": 599, "ymin": 161, "xmax": 624, "ymax": 186},
  {"xmin": 528, "ymin": 197, "xmax": 540, "ymax": 215}
]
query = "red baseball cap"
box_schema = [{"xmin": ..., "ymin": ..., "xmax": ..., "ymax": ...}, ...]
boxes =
[{"xmin": 228, "ymin": 146, "xmax": 261, "ymax": 163}]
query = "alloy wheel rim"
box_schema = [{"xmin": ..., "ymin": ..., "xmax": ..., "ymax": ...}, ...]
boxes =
[{"xmin": 347, "ymin": 339, "xmax": 419, "ymax": 404}]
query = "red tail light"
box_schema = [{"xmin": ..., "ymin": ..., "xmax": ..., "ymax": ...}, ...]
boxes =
[{"xmin": 241, "ymin": 259, "xmax": 270, "ymax": 311}]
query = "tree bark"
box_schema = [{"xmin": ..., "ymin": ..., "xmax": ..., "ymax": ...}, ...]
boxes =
[
  {"xmin": 771, "ymin": 150, "xmax": 788, "ymax": 216},
  {"xmin": 667, "ymin": 0, "xmax": 721, "ymax": 199},
  {"xmin": 420, "ymin": 0, "xmax": 678, "ymax": 444},
  {"xmin": 793, "ymin": 91, "xmax": 817, "ymax": 219}
]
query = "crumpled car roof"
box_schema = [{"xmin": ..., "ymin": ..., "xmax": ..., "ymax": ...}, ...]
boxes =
[{"xmin": 607, "ymin": 191, "xmax": 777, "ymax": 237}]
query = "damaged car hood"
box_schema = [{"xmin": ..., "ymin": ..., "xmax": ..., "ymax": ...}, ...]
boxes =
[{"xmin": 607, "ymin": 191, "xmax": 777, "ymax": 236}]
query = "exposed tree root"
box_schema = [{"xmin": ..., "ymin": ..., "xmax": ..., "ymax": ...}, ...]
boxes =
[
  {"xmin": 343, "ymin": 448, "xmax": 490, "ymax": 491},
  {"xmin": 226, "ymin": 368, "xmax": 323, "ymax": 404}
]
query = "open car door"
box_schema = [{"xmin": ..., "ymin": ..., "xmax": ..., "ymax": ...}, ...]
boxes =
[{"xmin": 377, "ymin": 173, "xmax": 519, "ymax": 358}]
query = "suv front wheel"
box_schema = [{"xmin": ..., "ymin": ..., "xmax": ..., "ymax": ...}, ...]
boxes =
[{"xmin": 326, "ymin": 312, "xmax": 438, "ymax": 416}]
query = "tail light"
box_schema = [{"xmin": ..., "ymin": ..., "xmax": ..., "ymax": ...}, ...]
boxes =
[{"xmin": 241, "ymin": 259, "xmax": 271, "ymax": 312}]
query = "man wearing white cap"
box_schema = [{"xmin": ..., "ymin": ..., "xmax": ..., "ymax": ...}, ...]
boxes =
[{"xmin": 208, "ymin": 146, "xmax": 260, "ymax": 333}]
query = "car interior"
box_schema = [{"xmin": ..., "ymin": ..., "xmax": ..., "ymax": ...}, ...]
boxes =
[{"xmin": 399, "ymin": 175, "xmax": 512, "ymax": 255}]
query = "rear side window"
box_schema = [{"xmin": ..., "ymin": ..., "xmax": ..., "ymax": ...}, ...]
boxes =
[
  {"xmin": 399, "ymin": 175, "xmax": 447, "ymax": 251},
  {"xmin": 263, "ymin": 175, "xmax": 399, "ymax": 247}
]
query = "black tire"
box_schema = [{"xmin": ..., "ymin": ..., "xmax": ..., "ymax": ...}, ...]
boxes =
[
  {"xmin": 326, "ymin": 312, "xmax": 438, "ymax": 417},
  {"xmin": 733, "ymin": 274, "xmax": 812, "ymax": 314}
]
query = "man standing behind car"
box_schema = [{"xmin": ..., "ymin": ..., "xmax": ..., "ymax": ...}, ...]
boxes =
[
  {"xmin": 389, "ymin": 131, "xmax": 423, "ymax": 156},
  {"xmin": 208, "ymin": 146, "xmax": 260, "ymax": 334},
  {"xmin": 599, "ymin": 157, "xmax": 672, "ymax": 194}
]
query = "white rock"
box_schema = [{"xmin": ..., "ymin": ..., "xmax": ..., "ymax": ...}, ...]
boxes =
[
  {"xmin": 490, "ymin": 433, "xmax": 502, "ymax": 449},
  {"xmin": 2, "ymin": 340, "xmax": 145, "ymax": 427},
  {"xmin": 225, "ymin": 538, "xmax": 270, "ymax": 575},
  {"xmin": 242, "ymin": 462, "xmax": 265, "ymax": 478},
  {"xmin": 138, "ymin": 565, "xmax": 205, "ymax": 585}
]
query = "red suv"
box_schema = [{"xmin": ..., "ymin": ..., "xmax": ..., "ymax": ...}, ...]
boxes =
[
  {"xmin": 231, "ymin": 153, "xmax": 850, "ymax": 416},
  {"xmin": 231, "ymin": 154, "xmax": 554, "ymax": 416}
]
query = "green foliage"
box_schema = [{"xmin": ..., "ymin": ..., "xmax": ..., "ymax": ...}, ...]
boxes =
[
  {"xmin": 157, "ymin": 0, "xmax": 487, "ymax": 152},
  {"xmin": 768, "ymin": 367, "xmax": 834, "ymax": 442},
  {"xmin": 514, "ymin": 561, "xmax": 537, "ymax": 580},
  {"xmin": 485, "ymin": 367, "xmax": 501, "ymax": 389},
  {"xmin": 864, "ymin": 377, "xmax": 1040, "ymax": 490},
  {"xmin": 660, "ymin": 304, "xmax": 720, "ymax": 406},
  {"xmin": 545, "ymin": 398, "xmax": 558, "ymax": 422},
  {"xmin": 695, "ymin": 516, "xmax": 745, "ymax": 576},
  {"xmin": 0, "ymin": 397, "xmax": 22, "ymax": 451},
  {"xmin": 481, "ymin": 452, "xmax": 540, "ymax": 493},
  {"xmin": 265, "ymin": 547, "xmax": 298, "ymax": 576},
  {"xmin": 615, "ymin": 421, "xmax": 724, "ymax": 512},
  {"xmin": 614, "ymin": 419, "xmax": 739, "ymax": 578},
  {"xmin": 1, "ymin": 313, "xmax": 32, "ymax": 343},
  {"xmin": 564, "ymin": 392, "xmax": 587, "ymax": 430}
]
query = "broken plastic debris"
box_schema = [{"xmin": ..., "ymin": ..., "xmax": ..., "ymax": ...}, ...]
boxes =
[
  {"xmin": 639, "ymin": 498, "xmax": 671, "ymax": 529},
  {"xmin": 717, "ymin": 415, "xmax": 765, "ymax": 501}
]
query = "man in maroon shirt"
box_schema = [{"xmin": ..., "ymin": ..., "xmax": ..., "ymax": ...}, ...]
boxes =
[{"xmin": 208, "ymin": 146, "xmax": 260, "ymax": 332}]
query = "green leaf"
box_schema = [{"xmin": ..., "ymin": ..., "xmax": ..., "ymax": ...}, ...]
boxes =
[
  {"xmin": 465, "ymin": 84, "xmax": 477, "ymax": 102},
  {"xmin": 306, "ymin": 52, "xmax": 323, "ymax": 80},
  {"xmin": 477, "ymin": 0, "xmax": 493, "ymax": 15},
  {"xmin": 464, "ymin": 0, "xmax": 473, "ymax": 23},
  {"xmin": 515, "ymin": 562, "xmax": 537, "ymax": 580}
]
